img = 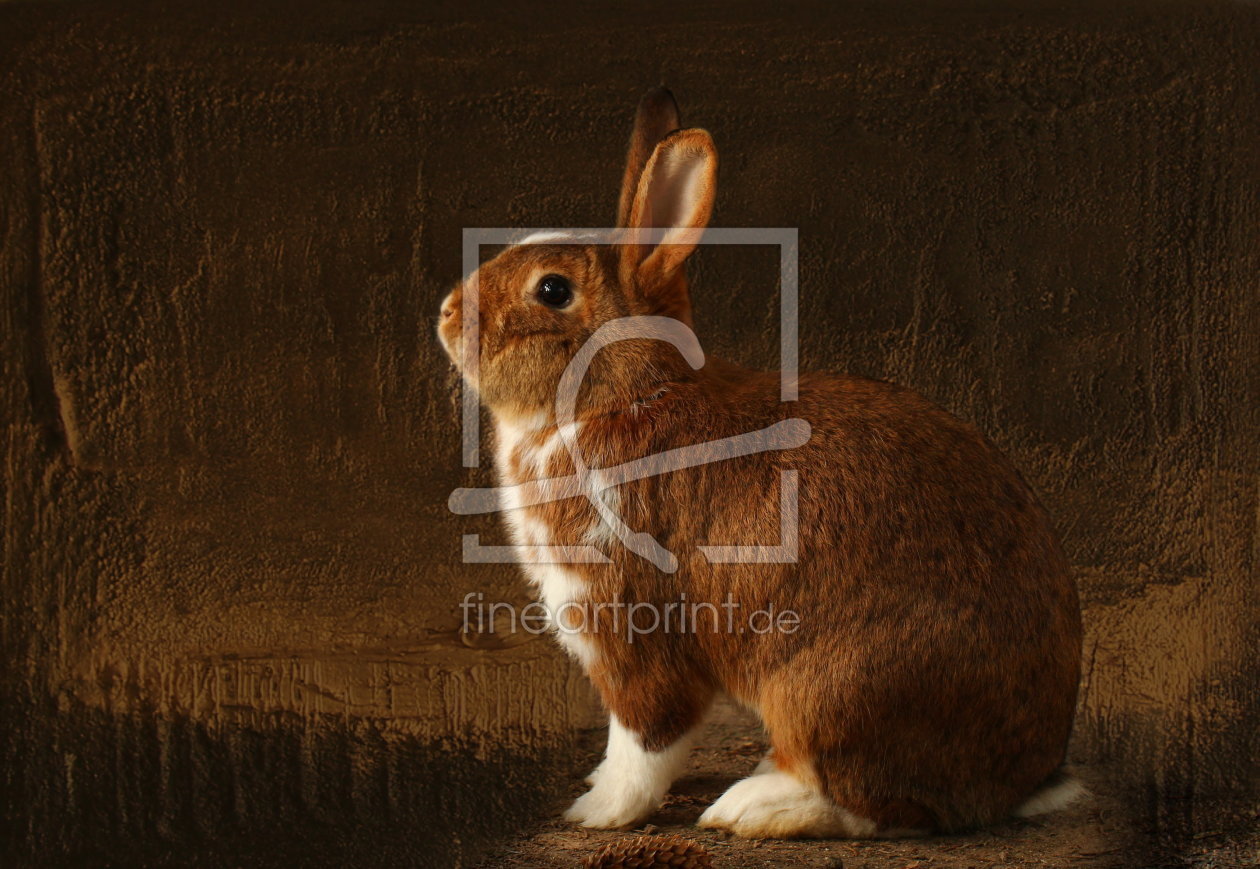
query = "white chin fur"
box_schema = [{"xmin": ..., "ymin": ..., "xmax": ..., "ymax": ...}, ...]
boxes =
[
  {"xmin": 564, "ymin": 716, "xmax": 693, "ymax": 830},
  {"xmin": 1013, "ymin": 773, "xmax": 1087, "ymax": 818},
  {"xmin": 698, "ymin": 771, "xmax": 878, "ymax": 839}
]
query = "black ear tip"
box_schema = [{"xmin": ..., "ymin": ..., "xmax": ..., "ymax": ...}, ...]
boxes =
[{"xmin": 640, "ymin": 86, "xmax": 680, "ymax": 119}]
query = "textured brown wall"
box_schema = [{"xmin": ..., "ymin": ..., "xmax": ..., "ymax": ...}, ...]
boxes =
[{"xmin": 2, "ymin": 1, "xmax": 1257, "ymax": 865}]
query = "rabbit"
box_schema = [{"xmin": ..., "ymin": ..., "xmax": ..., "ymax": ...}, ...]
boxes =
[{"xmin": 437, "ymin": 87, "xmax": 1083, "ymax": 839}]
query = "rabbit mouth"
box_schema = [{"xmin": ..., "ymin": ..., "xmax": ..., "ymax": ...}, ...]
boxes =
[
  {"xmin": 442, "ymin": 337, "xmax": 473, "ymax": 381},
  {"xmin": 436, "ymin": 308, "xmax": 465, "ymax": 367},
  {"xmin": 437, "ymin": 320, "xmax": 456, "ymax": 359},
  {"xmin": 437, "ymin": 287, "xmax": 464, "ymax": 363},
  {"xmin": 438, "ymin": 328, "xmax": 481, "ymax": 394}
]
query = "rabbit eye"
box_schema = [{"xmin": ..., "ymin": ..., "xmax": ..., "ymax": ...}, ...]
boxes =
[{"xmin": 536, "ymin": 274, "xmax": 573, "ymax": 309}]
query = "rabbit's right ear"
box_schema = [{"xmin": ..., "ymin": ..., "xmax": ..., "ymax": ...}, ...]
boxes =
[{"xmin": 617, "ymin": 87, "xmax": 682, "ymax": 229}]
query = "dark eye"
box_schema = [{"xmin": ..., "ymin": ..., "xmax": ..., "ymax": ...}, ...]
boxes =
[{"xmin": 536, "ymin": 274, "xmax": 573, "ymax": 309}]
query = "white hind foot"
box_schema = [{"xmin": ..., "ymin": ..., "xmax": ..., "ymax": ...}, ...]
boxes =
[
  {"xmin": 564, "ymin": 715, "xmax": 693, "ymax": 829},
  {"xmin": 584, "ymin": 758, "xmax": 605, "ymax": 786},
  {"xmin": 1014, "ymin": 769, "xmax": 1087, "ymax": 818},
  {"xmin": 697, "ymin": 771, "xmax": 877, "ymax": 839}
]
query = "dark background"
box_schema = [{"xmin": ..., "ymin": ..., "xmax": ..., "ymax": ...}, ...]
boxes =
[{"xmin": 1, "ymin": 1, "xmax": 1256, "ymax": 866}]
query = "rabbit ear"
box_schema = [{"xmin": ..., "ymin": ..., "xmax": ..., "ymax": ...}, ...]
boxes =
[
  {"xmin": 617, "ymin": 87, "xmax": 682, "ymax": 229},
  {"xmin": 620, "ymin": 128, "xmax": 717, "ymax": 299}
]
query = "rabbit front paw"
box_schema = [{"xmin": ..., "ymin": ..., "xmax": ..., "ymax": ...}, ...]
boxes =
[{"xmin": 564, "ymin": 779, "xmax": 658, "ymax": 829}]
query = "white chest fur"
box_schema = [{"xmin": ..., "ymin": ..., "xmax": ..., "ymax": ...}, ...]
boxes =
[{"xmin": 495, "ymin": 419, "xmax": 598, "ymax": 670}]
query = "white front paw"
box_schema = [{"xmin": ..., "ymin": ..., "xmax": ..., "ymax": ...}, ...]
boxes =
[{"xmin": 563, "ymin": 780, "xmax": 659, "ymax": 829}]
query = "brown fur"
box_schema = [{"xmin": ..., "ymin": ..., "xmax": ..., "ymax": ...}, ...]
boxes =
[{"xmin": 438, "ymin": 89, "xmax": 1082, "ymax": 835}]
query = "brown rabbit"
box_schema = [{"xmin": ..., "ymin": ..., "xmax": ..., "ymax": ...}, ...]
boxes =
[{"xmin": 438, "ymin": 88, "xmax": 1083, "ymax": 838}]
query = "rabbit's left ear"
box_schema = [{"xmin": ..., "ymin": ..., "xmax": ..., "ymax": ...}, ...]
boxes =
[{"xmin": 620, "ymin": 128, "xmax": 718, "ymax": 297}]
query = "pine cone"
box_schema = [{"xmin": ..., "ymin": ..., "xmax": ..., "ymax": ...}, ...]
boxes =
[{"xmin": 582, "ymin": 833, "xmax": 714, "ymax": 868}]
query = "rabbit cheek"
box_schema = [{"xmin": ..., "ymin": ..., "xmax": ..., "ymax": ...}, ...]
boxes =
[{"xmin": 478, "ymin": 347, "xmax": 550, "ymax": 417}]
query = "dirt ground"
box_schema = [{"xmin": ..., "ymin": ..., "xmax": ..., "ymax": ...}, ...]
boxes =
[{"xmin": 479, "ymin": 700, "xmax": 1258, "ymax": 869}]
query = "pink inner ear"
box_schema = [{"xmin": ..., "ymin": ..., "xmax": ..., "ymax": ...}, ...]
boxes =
[{"xmin": 646, "ymin": 147, "xmax": 707, "ymax": 231}]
